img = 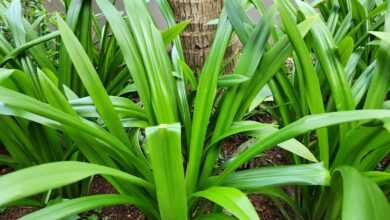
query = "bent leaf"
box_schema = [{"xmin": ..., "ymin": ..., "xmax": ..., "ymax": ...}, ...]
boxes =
[
  {"xmin": 208, "ymin": 163, "xmax": 330, "ymax": 189},
  {"xmin": 0, "ymin": 161, "xmax": 153, "ymax": 206},
  {"xmin": 223, "ymin": 110, "xmax": 390, "ymax": 179},
  {"xmin": 194, "ymin": 186, "xmax": 259, "ymax": 220},
  {"xmin": 333, "ymin": 167, "xmax": 390, "ymax": 220},
  {"xmin": 21, "ymin": 194, "xmax": 158, "ymax": 220}
]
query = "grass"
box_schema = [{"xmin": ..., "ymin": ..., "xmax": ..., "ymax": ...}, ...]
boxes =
[{"xmin": 0, "ymin": 0, "xmax": 389, "ymax": 219}]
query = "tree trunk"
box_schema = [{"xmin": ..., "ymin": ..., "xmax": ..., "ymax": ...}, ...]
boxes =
[{"xmin": 169, "ymin": 0, "xmax": 240, "ymax": 72}]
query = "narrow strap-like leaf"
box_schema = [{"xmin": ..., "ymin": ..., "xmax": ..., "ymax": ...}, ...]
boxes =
[
  {"xmin": 20, "ymin": 194, "xmax": 158, "ymax": 220},
  {"xmin": 0, "ymin": 161, "xmax": 153, "ymax": 206},
  {"xmin": 146, "ymin": 123, "xmax": 188, "ymax": 220},
  {"xmin": 364, "ymin": 2, "xmax": 390, "ymax": 109},
  {"xmin": 194, "ymin": 186, "xmax": 259, "ymax": 220},
  {"xmin": 331, "ymin": 167, "xmax": 390, "ymax": 220},
  {"xmin": 186, "ymin": 12, "xmax": 234, "ymax": 194},
  {"xmin": 221, "ymin": 110, "xmax": 390, "ymax": 181},
  {"xmin": 276, "ymin": 0, "xmax": 329, "ymax": 167},
  {"xmin": 57, "ymin": 15, "xmax": 131, "ymax": 147},
  {"xmin": 207, "ymin": 163, "xmax": 330, "ymax": 189}
]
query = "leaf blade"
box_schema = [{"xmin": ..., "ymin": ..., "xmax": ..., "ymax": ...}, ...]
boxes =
[{"xmin": 194, "ymin": 187, "xmax": 259, "ymax": 220}]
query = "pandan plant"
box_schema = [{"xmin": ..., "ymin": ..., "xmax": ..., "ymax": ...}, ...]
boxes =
[{"xmin": 0, "ymin": 0, "xmax": 389, "ymax": 219}]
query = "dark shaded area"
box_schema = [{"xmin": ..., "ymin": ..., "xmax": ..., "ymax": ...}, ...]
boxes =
[
  {"xmin": 0, "ymin": 146, "xmax": 12, "ymax": 175},
  {"xmin": 378, "ymin": 154, "xmax": 390, "ymax": 171},
  {"xmin": 0, "ymin": 207, "xmax": 37, "ymax": 220},
  {"xmin": 250, "ymin": 195, "xmax": 286, "ymax": 220}
]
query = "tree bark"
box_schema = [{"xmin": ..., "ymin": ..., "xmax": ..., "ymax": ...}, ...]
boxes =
[{"xmin": 169, "ymin": 0, "xmax": 240, "ymax": 72}]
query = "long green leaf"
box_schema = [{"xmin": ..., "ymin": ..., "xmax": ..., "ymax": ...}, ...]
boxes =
[
  {"xmin": 200, "ymin": 6, "xmax": 272, "ymax": 187},
  {"xmin": 94, "ymin": 0, "xmax": 151, "ymax": 120},
  {"xmin": 276, "ymin": 0, "xmax": 329, "ymax": 167},
  {"xmin": 154, "ymin": 0, "xmax": 192, "ymax": 144},
  {"xmin": 332, "ymin": 167, "xmax": 390, "ymax": 220},
  {"xmin": 58, "ymin": 0, "xmax": 82, "ymax": 88},
  {"xmin": 297, "ymin": 1, "xmax": 355, "ymax": 111},
  {"xmin": 186, "ymin": 11, "xmax": 234, "ymax": 194},
  {"xmin": 207, "ymin": 163, "xmax": 330, "ymax": 189},
  {"xmin": 237, "ymin": 15, "xmax": 319, "ymax": 118},
  {"xmin": 146, "ymin": 123, "xmax": 187, "ymax": 220},
  {"xmin": 69, "ymin": 96, "xmax": 147, "ymax": 121},
  {"xmin": 208, "ymin": 121, "xmax": 317, "ymax": 162},
  {"xmin": 194, "ymin": 187, "xmax": 259, "ymax": 220},
  {"xmin": 123, "ymin": 0, "xmax": 179, "ymax": 124},
  {"xmin": 221, "ymin": 110, "xmax": 390, "ymax": 181},
  {"xmin": 0, "ymin": 31, "xmax": 59, "ymax": 66},
  {"xmin": 364, "ymin": 2, "xmax": 390, "ymax": 109},
  {"xmin": 20, "ymin": 194, "xmax": 158, "ymax": 220},
  {"xmin": 56, "ymin": 15, "xmax": 131, "ymax": 146},
  {"xmin": 0, "ymin": 86, "xmax": 150, "ymax": 175},
  {"xmin": 0, "ymin": 161, "xmax": 153, "ymax": 206},
  {"xmin": 226, "ymin": 0, "xmax": 254, "ymax": 43}
]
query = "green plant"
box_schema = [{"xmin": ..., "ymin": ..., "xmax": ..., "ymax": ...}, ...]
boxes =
[
  {"xmin": 0, "ymin": 0, "xmax": 389, "ymax": 219},
  {"xmin": 0, "ymin": 0, "xmax": 86, "ymax": 201}
]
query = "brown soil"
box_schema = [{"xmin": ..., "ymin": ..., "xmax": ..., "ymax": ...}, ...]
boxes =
[
  {"xmin": 249, "ymin": 111, "xmax": 275, "ymax": 124},
  {"xmin": 250, "ymin": 195, "xmax": 287, "ymax": 220},
  {"xmin": 85, "ymin": 176, "xmax": 146, "ymax": 220},
  {"xmin": 378, "ymin": 154, "xmax": 390, "ymax": 171},
  {"xmin": 0, "ymin": 146, "xmax": 7, "ymax": 155},
  {"xmin": 0, "ymin": 167, "xmax": 12, "ymax": 175},
  {"xmin": 0, "ymin": 207, "xmax": 37, "ymax": 220}
]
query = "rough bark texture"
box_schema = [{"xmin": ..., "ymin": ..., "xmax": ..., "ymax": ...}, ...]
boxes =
[{"xmin": 169, "ymin": 0, "xmax": 240, "ymax": 72}]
